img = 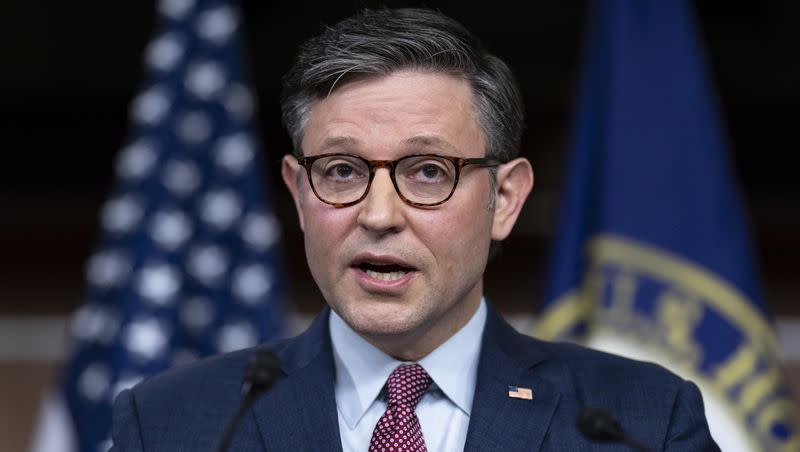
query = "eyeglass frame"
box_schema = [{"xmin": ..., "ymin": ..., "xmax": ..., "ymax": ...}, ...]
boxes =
[{"xmin": 295, "ymin": 152, "xmax": 503, "ymax": 208}]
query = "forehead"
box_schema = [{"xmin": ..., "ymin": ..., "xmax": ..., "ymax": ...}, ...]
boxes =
[{"xmin": 300, "ymin": 71, "xmax": 484, "ymax": 157}]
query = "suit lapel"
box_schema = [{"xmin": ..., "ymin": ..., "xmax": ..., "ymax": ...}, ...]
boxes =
[
  {"xmin": 464, "ymin": 307, "xmax": 560, "ymax": 452},
  {"xmin": 251, "ymin": 309, "xmax": 344, "ymax": 452}
]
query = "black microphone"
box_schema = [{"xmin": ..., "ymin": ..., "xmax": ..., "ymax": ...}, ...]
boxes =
[
  {"xmin": 576, "ymin": 407, "xmax": 652, "ymax": 452},
  {"xmin": 214, "ymin": 348, "xmax": 282, "ymax": 452}
]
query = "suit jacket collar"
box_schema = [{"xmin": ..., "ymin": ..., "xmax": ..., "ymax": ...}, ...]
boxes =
[
  {"xmin": 251, "ymin": 305, "xmax": 559, "ymax": 452},
  {"xmin": 464, "ymin": 304, "xmax": 560, "ymax": 452}
]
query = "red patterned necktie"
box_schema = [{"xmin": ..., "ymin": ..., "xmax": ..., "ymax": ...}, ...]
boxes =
[{"xmin": 368, "ymin": 364, "xmax": 432, "ymax": 452}]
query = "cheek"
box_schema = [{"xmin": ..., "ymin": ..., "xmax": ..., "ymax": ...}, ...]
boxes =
[
  {"xmin": 415, "ymin": 201, "xmax": 493, "ymax": 267},
  {"xmin": 301, "ymin": 206, "xmax": 355, "ymax": 262},
  {"xmin": 302, "ymin": 201, "xmax": 350, "ymax": 232}
]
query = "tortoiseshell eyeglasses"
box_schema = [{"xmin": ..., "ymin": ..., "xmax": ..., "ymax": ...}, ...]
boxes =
[{"xmin": 296, "ymin": 153, "xmax": 502, "ymax": 207}]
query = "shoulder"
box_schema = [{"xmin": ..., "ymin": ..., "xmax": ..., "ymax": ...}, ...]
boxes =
[
  {"xmin": 494, "ymin": 321, "xmax": 696, "ymax": 405},
  {"xmin": 487, "ymin": 313, "xmax": 686, "ymax": 390},
  {"xmin": 127, "ymin": 337, "xmax": 294, "ymax": 408},
  {"xmin": 541, "ymin": 339, "xmax": 686, "ymax": 386},
  {"xmin": 528, "ymin": 337, "xmax": 694, "ymax": 406},
  {"xmin": 507, "ymin": 337, "xmax": 717, "ymax": 449},
  {"xmin": 483, "ymin": 307, "xmax": 694, "ymax": 404},
  {"xmin": 129, "ymin": 348, "xmax": 250, "ymax": 404},
  {"xmin": 111, "ymin": 339, "xmax": 294, "ymax": 450}
]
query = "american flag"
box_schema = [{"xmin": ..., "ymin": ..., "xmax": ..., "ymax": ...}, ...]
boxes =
[
  {"xmin": 507, "ymin": 386, "xmax": 533, "ymax": 400},
  {"xmin": 34, "ymin": 1, "xmax": 285, "ymax": 450}
]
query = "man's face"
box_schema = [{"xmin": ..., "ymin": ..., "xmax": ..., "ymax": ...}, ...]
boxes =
[{"xmin": 282, "ymin": 71, "xmax": 526, "ymax": 357}]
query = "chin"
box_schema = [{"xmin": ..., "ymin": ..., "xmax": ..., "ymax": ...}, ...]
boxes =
[{"xmin": 336, "ymin": 301, "xmax": 426, "ymax": 338}]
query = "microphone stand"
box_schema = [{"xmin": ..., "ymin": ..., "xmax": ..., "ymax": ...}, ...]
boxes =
[{"xmin": 214, "ymin": 349, "xmax": 281, "ymax": 452}]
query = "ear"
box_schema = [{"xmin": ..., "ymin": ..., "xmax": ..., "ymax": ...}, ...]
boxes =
[
  {"xmin": 281, "ymin": 154, "xmax": 306, "ymax": 232},
  {"xmin": 491, "ymin": 157, "xmax": 534, "ymax": 240}
]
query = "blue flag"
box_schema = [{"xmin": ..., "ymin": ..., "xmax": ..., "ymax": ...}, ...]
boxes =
[
  {"xmin": 536, "ymin": 1, "xmax": 798, "ymax": 450},
  {"xmin": 58, "ymin": 1, "xmax": 284, "ymax": 450}
]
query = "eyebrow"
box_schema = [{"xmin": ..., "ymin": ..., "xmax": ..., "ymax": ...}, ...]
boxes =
[
  {"xmin": 400, "ymin": 135, "xmax": 458, "ymax": 153},
  {"xmin": 317, "ymin": 134, "xmax": 458, "ymax": 154},
  {"xmin": 319, "ymin": 136, "xmax": 361, "ymax": 150}
]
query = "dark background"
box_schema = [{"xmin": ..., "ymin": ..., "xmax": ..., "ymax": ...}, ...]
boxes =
[{"xmin": 1, "ymin": 0, "xmax": 798, "ymax": 316}]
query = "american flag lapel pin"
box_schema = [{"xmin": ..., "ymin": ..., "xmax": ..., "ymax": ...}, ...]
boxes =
[{"xmin": 508, "ymin": 385, "xmax": 533, "ymax": 400}]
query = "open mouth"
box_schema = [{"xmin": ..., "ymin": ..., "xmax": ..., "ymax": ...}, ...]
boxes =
[
  {"xmin": 351, "ymin": 254, "xmax": 417, "ymax": 284},
  {"xmin": 358, "ymin": 262, "xmax": 413, "ymax": 281}
]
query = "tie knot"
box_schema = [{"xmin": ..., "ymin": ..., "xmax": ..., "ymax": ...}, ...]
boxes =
[{"xmin": 386, "ymin": 364, "xmax": 431, "ymax": 408}]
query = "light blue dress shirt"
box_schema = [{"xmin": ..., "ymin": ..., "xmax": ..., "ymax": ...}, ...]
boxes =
[{"xmin": 329, "ymin": 299, "xmax": 487, "ymax": 452}]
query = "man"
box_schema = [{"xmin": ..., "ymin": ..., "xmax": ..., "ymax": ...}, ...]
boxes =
[{"xmin": 112, "ymin": 8, "xmax": 719, "ymax": 451}]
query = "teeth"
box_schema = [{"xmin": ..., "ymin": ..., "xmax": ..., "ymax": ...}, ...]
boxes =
[{"xmin": 365, "ymin": 269, "xmax": 408, "ymax": 281}]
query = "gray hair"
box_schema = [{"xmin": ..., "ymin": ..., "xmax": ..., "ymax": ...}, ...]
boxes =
[{"xmin": 280, "ymin": 8, "xmax": 525, "ymax": 163}]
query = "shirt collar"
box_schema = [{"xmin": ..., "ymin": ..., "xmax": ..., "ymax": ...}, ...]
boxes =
[
  {"xmin": 329, "ymin": 299, "xmax": 487, "ymax": 429},
  {"xmin": 418, "ymin": 299, "xmax": 486, "ymax": 415}
]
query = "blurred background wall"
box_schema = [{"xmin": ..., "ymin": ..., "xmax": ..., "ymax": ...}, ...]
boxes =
[{"xmin": 0, "ymin": 1, "xmax": 798, "ymax": 450}]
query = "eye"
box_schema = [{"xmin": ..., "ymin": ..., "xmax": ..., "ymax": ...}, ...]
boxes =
[
  {"xmin": 401, "ymin": 157, "xmax": 453, "ymax": 184},
  {"xmin": 317, "ymin": 157, "xmax": 366, "ymax": 182},
  {"xmin": 420, "ymin": 164, "xmax": 442, "ymax": 179},
  {"xmin": 333, "ymin": 163, "xmax": 354, "ymax": 178}
]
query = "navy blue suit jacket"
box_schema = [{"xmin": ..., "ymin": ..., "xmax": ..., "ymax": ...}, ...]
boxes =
[{"xmin": 111, "ymin": 306, "xmax": 719, "ymax": 451}]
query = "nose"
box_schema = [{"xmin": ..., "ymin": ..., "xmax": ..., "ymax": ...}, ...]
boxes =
[{"xmin": 356, "ymin": 168, "xmax": 406, "ymax": 235}]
